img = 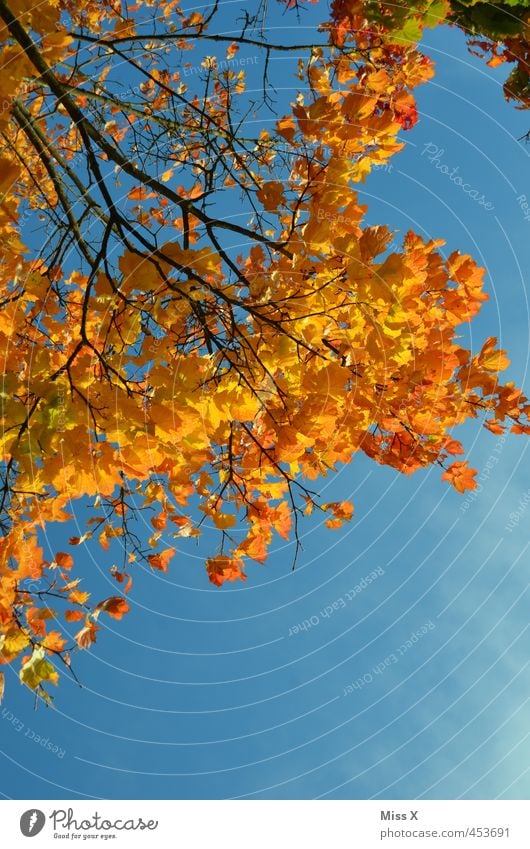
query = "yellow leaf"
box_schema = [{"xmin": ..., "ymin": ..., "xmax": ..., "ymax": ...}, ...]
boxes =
[
  {"xmin": 212, "ymin": 512, "xmax": 237, "ymax": 530},
  {"xmin": 160, "ymin": 242, "xmax": 221, "ymax": 278},
  {"xmin": 19, "ymin": 647, "xmax": 59, "ymax": 690},
  {"xmin": 0, "ymin": 629, "xmax": 30, "ymax": 659},
  {"xmin": 68, "ymin": 590, "xmax": 90, "ymax": 605}
]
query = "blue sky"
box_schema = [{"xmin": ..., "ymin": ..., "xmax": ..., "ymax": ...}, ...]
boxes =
[{"xmin": 1, "ymin": 5, "xmax": 529, "ymax": 800}]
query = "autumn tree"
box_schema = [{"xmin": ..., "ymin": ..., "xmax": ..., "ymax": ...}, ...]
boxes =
[
  {"xmin": 0, "ymin": 0, "xmax": 529, "ymax": 702},
  {"xmin": 325, "ymin": 0, "xmax": 529, "ymax": 108}
]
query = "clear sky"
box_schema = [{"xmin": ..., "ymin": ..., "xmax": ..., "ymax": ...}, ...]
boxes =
[{"xmin": 1, "ymin": 4, "xmax": 529, "ymax": 800}]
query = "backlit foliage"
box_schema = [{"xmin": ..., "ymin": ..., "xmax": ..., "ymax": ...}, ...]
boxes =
[
  {"xmin": 326, "ymin": 0, "xmax": 530, "ymax": 107},
  {"xmin": 0, "ymin": 0, "xmax": 528, "ymax": 700}
]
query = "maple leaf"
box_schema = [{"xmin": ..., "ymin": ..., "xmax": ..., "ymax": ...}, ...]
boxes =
[
  {"xmin": 322, "ymin": 500, "xmax": 355, "ymax": 528},
  {"xmin": 256, "ymin": 181, "xmax": 286, "ymax": 212},
  {"xmin": 0, "ymin": 629, "xmax": 31, "ymax": 661},
  {"xmin": 93, "ymin": 596, "xmax": 130, "ymax": 620},
  {"xmin": 236, "ymin": 529, "xmax": 270, "ymax": 564},
  {"xmin": 441, "ymin": 461, "xmax": 478, "ymax": 494},
  {"xmin": 19, "ymin": 647, "xmax": 59, "ymax": 690},
  {"xmin": 211, "ymin": 511, "xmax": 237, "ymax": 530},
  {"xmin": 42, "ymin": 631, "xmax": 67, "ymax": 652},
  {"xmin": 276, "ymin": 115, "xmax": 297, "ymax": 142},
  {"xmin": 151, "ymin": 511, "xmax": 167, "ymax": 530},
  {"xmin": 54, "ymin": 552, "xmax": 74, "ymax": 570},
  {"xmin": 26, "ymin": 606, "xmax": 56, "ymax": 637},
  {"xmin": 442, "ymin": 438, "xmax": 465, "ymax": 456},
  {"xmin": 477, "ymin": 337, "xmax": 510, "ymax": 372},
  {"xmin": 68, "ymin": 590, "xmax": 90, "ymax": 605},
  {"xmin": 484, "ymin": 420, "xmax": 505, "ymax": 435},
  {"xmin": 74, "ymin": 620, "xmax": 100, "ymax": 650},
  {"xmin": 511, "ymin": 423, "xmax": 530, "ymax": 435},
  {"xmin": 206, "ymin": 556, "xmax": 247, "ymax": 586},
  {"xmin": 273, "ymin": 501, "xmax": 292, "ymax": 540},
  {"xmin": 147, "ymin": 547, "xmax": 176, "ymax": 572},
  {"xmin": 64, "ymin": 610, "xmax": 84, "ymax": 622}
]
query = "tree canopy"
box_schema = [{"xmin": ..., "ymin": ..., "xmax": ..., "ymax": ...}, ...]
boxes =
[
  {"xmin": 0, "ymin": 0, "xmax": 529, "ymax": 703},
  {"xmin": 325, "ymin": 0, "xmax": 529, "ymax": 106}
]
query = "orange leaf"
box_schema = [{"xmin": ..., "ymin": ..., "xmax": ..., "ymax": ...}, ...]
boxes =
[
  {"xmin": 98, "ymin": 530, "xmax": 110, "ymax": 551},
  {"xmin": 206, "ymin": 555, "xmax": 247, "ymax": 587},
  {"xmin": 442, "ymin": 438, "xmax": 465, "ymax": 456},
  {"xmin": 128, "ymin": 185, "xmax": 156, "ymax": 201},
  {"xmin": 441, "ymin": 461, "xmax": 478, "ymax": 494},
  {"xmin": 237, "ymin": 529, "xmax": 270, "ymax": 564},
  {"xmin": 74, "ymin": 620, "xmax": 100, "ymax": 650},
  {"xmin": 64, "ymin": 610, "xmax": 84, "ymax": 622},
  {"xmin": 147, "ymin": 547, "xmax": 176, "ymax": 572},
  {"xmin": 68, "ymin": 589, "xmax": 90, "ymax": 605},
  {"xmin": 478, "ymin": 337, "xmax": 510, "ymax": 372},
  {"xmin": 26, "ymin": 607, "xmax": 56, "ymax": 637},
  {"xmin": 93, "ymin": 596, "xmax": 130, "ymax": 620},
  {"xmin": 273, "ymin": 501, "xmax": 292, "ymax": 540},
  {"xmin": 43, "ymin": 631, "xmax": 67, "ymax": 652},
  {"xmin": 484, "ymin": 420, "xmax": 504, "ymax": 435},
  {"xmin": 256, "ymin": 181, "xmax": 285, "ymax": 212},
  {"xmin": 322, "ymin": 501, "xmax": 354, "ymax": 528},
  {"xmin": 151, "ymin": 511, "xmax": 167, "ymax": 530},
  {"xmin": 511, "ymin": 423, "xmax": 530, "ymax": 435},
  {"xmin": 27, "ymin": 606, "xmax": 55, "ymax": 621},
  {"xmin": 277, "ymin": 115, "xmax": 297, "ymax": 143},
  {"xmin": 211, "ymin": 512, "xmax": 237, "ymax": 530},
  {"xmin": 111, "ymin": 569, "xmax": 134, "ymax": 594},
  {"xmin": 325, "ymin": 518, "xmax": 344, "ymax": 529},
  {"xmin": 55, "ymin": 552, "xmax": 73, "ymax": 570},
  {"xmin": 487, "ymin": 54, "xmax": 506, "ymax": 69}
]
